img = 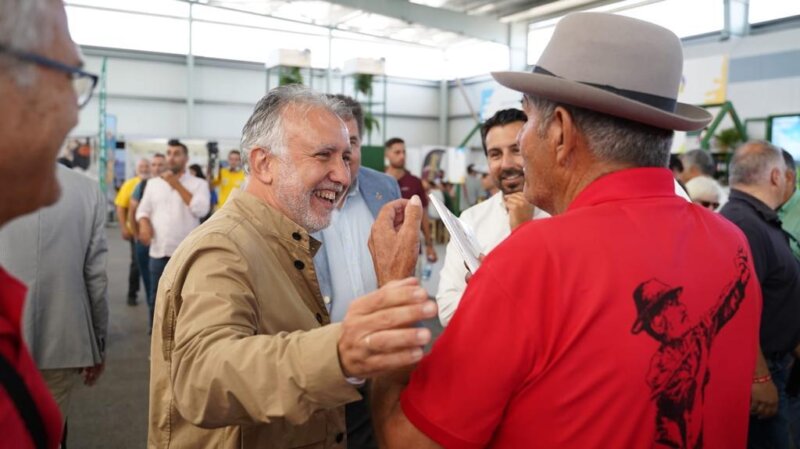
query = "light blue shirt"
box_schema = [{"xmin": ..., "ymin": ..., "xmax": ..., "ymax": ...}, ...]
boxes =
[{"xmin": 319, "ymin": 180, "xmax": 378, "ymax": 322}]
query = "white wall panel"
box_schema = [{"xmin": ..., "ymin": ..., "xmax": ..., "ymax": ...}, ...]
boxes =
[
  {"xmin": 192, "ymin": 104, "xmax": 256, "ymax": 140},
  {"xmin": 84, "ymin": 56, "xmax": 188, "ymax": 99},
  {"xmin": 105, "ymin": 99, "xmax": 188, "ymax": 139},
  {"xmin": 381, "ymin": 117, "xmax": 439, "ymax": 148},
  {"xmin": 194, "ymin": 66, "xmax": 265, "ymax": 103}
]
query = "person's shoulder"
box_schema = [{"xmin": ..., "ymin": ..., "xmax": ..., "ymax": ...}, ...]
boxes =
[
  {"xmin": 719, "ymin": 198, "xmax": 757, "ymax": 226},
  {"xmin": 177, "ymin": 211, "xmax": 248, "ymax": 255},
  {"xmin": 58, "ymin": 166, "xmax": 99, "ymax": 191},
  {"xmin": 119, "ymin": 176, "xmax": 138, "ymax": 189},
  {"xmin": 359, "ymin": 167, "xmax": 397, "ymax": 188}
]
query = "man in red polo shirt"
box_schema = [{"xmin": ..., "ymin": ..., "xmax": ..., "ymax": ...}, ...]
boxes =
[
  {"xmin": 371, "ymin": 13, "xmax": 761, "ymax": 449},
  {"xmin": 0, "ymin": 0, "xmax": 90, "ymax": 447}
]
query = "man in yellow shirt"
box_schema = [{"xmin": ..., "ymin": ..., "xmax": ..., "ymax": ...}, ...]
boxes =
[
  {"xmin": 114, "ymin": 158, "xmax": 150, "ymax": 305},
  {"xmin": 211, "ymin": 150, "xmax": 245, "ymax": 210}
]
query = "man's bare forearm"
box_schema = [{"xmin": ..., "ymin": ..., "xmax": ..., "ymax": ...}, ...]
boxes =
[
  {"xmin": 116, "ymin": 207, "xmax": 128, "ymax": 233},
  {"xmin": 173, "ymin": 182, "xmax": 194, "ymax": 206},
  {"xmin": 371, "ymin": 368, "xmax": 413, "ymax": 447},
  {"xmin": 128, "ymin": 202, "xmax": 139, "ymax": 237},
  {"xmin": 421, "ymin": 214, "xmax": 433, "ymax": 246},
  {"xmin": 755, "ymin": 345, "xmax": 770, "ymax": 377}
]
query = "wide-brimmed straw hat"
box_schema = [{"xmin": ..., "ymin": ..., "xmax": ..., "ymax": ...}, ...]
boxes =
[{"xmin": 492, "ymin": 13, "xmax": 712, "ymax": 131}]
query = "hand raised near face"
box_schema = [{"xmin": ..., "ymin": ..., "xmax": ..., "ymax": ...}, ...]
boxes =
[{"xmin": 369, "ymin": 196, "xmax": 423, "ymax": 287}]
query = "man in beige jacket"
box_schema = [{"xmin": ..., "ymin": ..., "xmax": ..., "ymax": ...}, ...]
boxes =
[{"xmin": 148, "ymin": 85, "xmax": 435, "ymax": 449}]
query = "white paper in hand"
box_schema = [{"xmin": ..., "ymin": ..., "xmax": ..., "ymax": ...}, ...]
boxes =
[{"xmin": 428, "ymin": 193, "xmax": 482, "ymax": 273}]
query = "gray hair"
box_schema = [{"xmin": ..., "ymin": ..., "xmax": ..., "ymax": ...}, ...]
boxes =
[
  {"xmin": 685, "ymin": 176, "xmax": 722, "ymax": 203},
  {"xmin": 681, "ymin": 149, "xmax": 715, "ymax": 177},
  {"xmin": 526, "ymin": 95, "xmax": 674, "ymax": 168},
  {"xmin": 729, "ymin": 140, "xmax": 786, "ymax": 186},
  {"xmin": 240, "ymin": 85, "xmax": 347, "ymax": 174},
  {"xmin": 0, "ymin": 0, "xmax": 52, "ymax": 84}
]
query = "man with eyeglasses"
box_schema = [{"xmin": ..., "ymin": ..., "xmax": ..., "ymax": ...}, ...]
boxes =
[{"xmin": 0, "ymin": 1, "xmax": 99, "ymax": 447}]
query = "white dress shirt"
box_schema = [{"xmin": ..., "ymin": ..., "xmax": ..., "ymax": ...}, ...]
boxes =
[
  {"xmin": 136, "ymin": 172, "xmax": 210, "ymax": 258},
  {"xmin": 436, "ymin": 191, "xmax": 550, "ymax": 326},
  {"xmin": 319, "ymin": 180, "xmax": 378, "ymax": 322}
]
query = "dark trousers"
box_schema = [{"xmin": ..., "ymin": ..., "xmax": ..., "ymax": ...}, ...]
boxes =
[
  {"xmin": 148, "ymin": 256, "xmax": 170, "ymax": 332},
  {"xmin": 134, "ymin": 242, "xmax": 152, "ymax": 311},
  {"xmin": 127, "ymin": 239, "xmax": 140, "ymax": 300},
  {"xmin": 748, "ymin": 354, "xmax": 792, "ymax": 449},
  {"xmin": 346, "ymin": 384, "xmax": 378, "ymax": 449}
]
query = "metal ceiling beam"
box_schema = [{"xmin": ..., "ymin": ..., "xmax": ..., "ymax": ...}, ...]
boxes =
[{"xmin": 322, "ymin": 0, "xmax": 509, "ymax": 44}]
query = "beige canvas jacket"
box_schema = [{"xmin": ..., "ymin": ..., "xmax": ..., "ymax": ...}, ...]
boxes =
[{"xmin": 148, "ymin": 190, "xmax": 361, "ymax": 449}]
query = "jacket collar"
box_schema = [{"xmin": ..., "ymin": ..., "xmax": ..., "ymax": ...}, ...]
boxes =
[{"xmin": 226, "ymin": 190, "xmax": 322, "ymax": 257}]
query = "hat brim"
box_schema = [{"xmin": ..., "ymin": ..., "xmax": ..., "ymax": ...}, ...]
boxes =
[{"xmin": 491, "ymin": 71, "xmax": 712, "ymax": 132}]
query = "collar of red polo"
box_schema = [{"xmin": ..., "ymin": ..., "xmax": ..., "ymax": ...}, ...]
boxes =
[
  {"xmin": 567, "ymin": 167, "xmax": 676, "ymax": 212},
  {"xmin": 0, "ymin": 267, "xmax": 27, "ymax": 335}
]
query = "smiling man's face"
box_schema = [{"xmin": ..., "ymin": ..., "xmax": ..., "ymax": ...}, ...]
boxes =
[
  {"xmin": 484, "ymin": 121, "xmax": 525, "ymax": 195},
  {"xmin": 270, "ymin": 105, "xmax": 351, "ymax": 232}
]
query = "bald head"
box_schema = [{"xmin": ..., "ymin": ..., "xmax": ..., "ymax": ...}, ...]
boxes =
[
  {"xmin": 729, "ymin": 140, "xmax": 788, "ymax": 209},
  {"xmin": 136, "ymin": 158, "xmax": 150, "ymax": 178}
]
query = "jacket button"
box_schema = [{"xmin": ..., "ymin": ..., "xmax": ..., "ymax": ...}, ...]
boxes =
[
  {"xmin": 335, "ymin": 432, "xmax": 344, "ymax": 444},
  {"xmin": 292, "ymin": 232, "xmax": 302, "ymax": 241},
  {"xmin": 315, "ymin": 313, "xmax": 324, "ymax": 324},
  {"xmin": 294, "ymin": 260, "xmax": 305, "ymax": 270}
]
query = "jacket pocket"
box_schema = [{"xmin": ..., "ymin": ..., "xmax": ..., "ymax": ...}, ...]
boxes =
[{"xmin": 239, "ymin": 412, "xmax": 327, "ymax": 448}]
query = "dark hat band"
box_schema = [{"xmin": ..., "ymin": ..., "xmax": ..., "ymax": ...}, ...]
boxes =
[{"xmin": 532, "ymin": 66, "xmax": 678, "ymax": 114}]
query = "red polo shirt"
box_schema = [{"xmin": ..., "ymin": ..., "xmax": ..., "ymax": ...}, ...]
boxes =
[
  {"xmin": 402, "ymin": 168, "xmax": 761, "ymax": 449},
  {"xmin": 0, "ymin": 267, "xmax": 62, "ymax": 449}
]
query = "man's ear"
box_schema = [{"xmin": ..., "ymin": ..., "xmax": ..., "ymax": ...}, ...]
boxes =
[
  {"xmin": 771, "ymin": 167, "xmax": 783, "ymax": 187},
  {"xmin": 552, "ymin": 106, "xmax": 577, "ymax": 167},
  {"xmin": 248, "ymin": 148, "xmax": 275, "ymax": 184}
]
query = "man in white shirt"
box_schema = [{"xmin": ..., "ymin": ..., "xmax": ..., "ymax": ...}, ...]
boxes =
[
  {"xmin": 136, "ymin": 139, "xmax": 210, "ymax": 330},
  {"xmin": 437, "ymin": 109, "xmax": 550, "ymax": 326}
]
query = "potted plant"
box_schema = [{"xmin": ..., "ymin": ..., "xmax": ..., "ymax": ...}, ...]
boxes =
[
  {"xmin": 354, "ymin": 73, "xmax": 373, "ymax": 97},
  {"xmin": 279, "ymin": 66, "xmax": 304, "ymax": 86},
  {"xmin": 354, "ymin": 73, "xmax": 380, "ymax": 144},
  {"xmin": 714, "ymin": 127, "xmax": 743, "ymax": 152}
]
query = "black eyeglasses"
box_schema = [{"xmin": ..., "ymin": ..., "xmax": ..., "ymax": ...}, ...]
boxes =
[
  {"xmin": 697, "ymin": 200, "xmax": 720, "ymax": 210},
  {"xmin": 0, "ymin": 44, "xmax": 98, "ymax": 108}
]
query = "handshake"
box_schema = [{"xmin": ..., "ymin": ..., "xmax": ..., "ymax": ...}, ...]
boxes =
[{"xmin": 337, "ymin": 195, "xmax": 438, "ymax": 379}]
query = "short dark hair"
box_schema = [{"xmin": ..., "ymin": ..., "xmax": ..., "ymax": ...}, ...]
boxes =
[
  {"xmin": 782, "ymin": 149, "xmax": 796, "ymax": 172},
  {"xmin": 327, "ymin": 94, "xmax": 365, "ymax": 139},
  {"xmin": 385, "ymin": 137, "xmax": 404, "ymax": 149},
  {"xmin": 668, "ymin": 154, "xmax": 684, "ymax": 172},
  {"xmin": 480, "ymin": 109, "xmax": 527, "ymax": 154},
  {"xmin": 153, "ymin": 153, "xmax": 165, "ymax": 159},
  {"xmin": 189, "ymin": 163, "xmax": 206, "ymax": 179},
  {"xmin": 228, "ymin": 149, "xmax": 241, "ymax": 157},
  {"xmin": 167, "ymin": 138, "xmax": 188, "ymax": 156}
]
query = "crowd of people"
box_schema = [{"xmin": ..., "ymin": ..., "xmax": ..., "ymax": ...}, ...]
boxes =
[{"xmin": 2, "ymin": 2, "xmax": 800, "ymax": 449}]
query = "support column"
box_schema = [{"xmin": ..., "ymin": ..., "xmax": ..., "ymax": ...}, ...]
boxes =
[
  {"xmin": 508, "ymin": 21, "xmax": 529, "ymax": 71},
  {"xmin": 724, "ymin": 0, "xmax": 749, "ymax": 39},
  {"xmin": 439, "ymin": 80, "xmax": 449, "ymax": 146},
  {"xmin": 186, "ymin": 1, "xmax": 195, "ymax": 137}
]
